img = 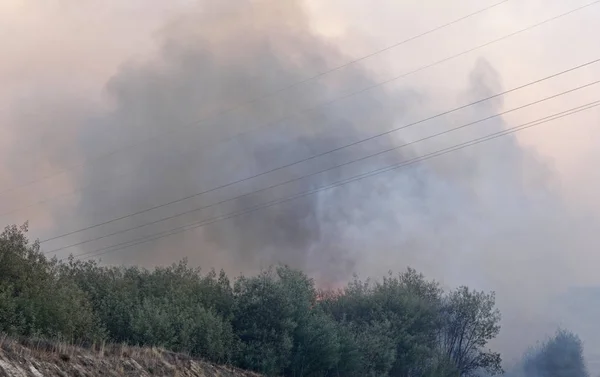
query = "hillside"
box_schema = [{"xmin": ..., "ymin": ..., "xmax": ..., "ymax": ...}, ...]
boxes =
[{"xmin": 0, "ymin": 337, "xmax": 260, "ymax": 377}]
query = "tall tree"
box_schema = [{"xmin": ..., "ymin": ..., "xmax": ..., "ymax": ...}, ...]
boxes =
[
  {"xmin": 439, "ymin": 287, "xmax": 502, "ymax": 376},
  {"xmin": 232, "ymin": 266, "xmax": 316, "ymax": 376},
  {"xmin": 0, "ymin": 224, "xmax": 104, "ymax": 341},
  {"xmin": 286, "ymin": 308, "xmax": 341, "ymax": 377}
]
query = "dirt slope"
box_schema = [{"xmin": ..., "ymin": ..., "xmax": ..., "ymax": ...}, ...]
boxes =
[{"xmin": 0, "ymin": 337, "xmax": 261, "ymax": 377}]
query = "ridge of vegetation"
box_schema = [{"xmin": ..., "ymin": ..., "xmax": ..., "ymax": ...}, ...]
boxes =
[{"xmin": 0, "ymin": 223, "xmax": 590, "ymax": 377}]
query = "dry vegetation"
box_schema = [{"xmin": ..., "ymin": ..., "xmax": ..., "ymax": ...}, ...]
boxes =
[{"xmin": 0, "ymin": 335, "xmax": 262, "ymax": 377}]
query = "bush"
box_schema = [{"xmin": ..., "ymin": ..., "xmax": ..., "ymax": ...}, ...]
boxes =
[{"xmin": 0, "ymin": 224, "xmax": 104, "ymax": 342}]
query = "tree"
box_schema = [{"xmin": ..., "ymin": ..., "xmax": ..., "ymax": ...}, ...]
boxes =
[
  {"xmin": 0, "ymin": 224, "xmax": 104, "ymax": 342},
  {"xmin": 523, "ymin": 329, "xmax": 589, "ymax": 377},
  {"xmin": 378, "ymin": 269, "xmax": 444, "ymax": 377},
  {"xmin": 439, "ymin": 287, "xmax": 502, "ymax": 376},
  {"xmin": 286, "ymin": 308, "xmax": 341, "ymax": 377},
  {"xmin": 232, "ymin": 266, "xmax": 315, "ymax": 376},
  {"xmin": 64, "ymin": 257, "xmax": 237, "ymax": 362},
  {"xmin": 319, "ymin": 269, "xmax": 445, "ymax": 377}
]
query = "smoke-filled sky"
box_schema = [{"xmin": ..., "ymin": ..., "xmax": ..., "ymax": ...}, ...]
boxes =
[{"xmin": 2, "ymin": 0, "xmax": 600, "ymax": 371}]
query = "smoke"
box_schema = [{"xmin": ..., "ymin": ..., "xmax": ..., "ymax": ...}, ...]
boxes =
[
  {"xmin": 1, "ymin": 0, "xmax": 599, "ymax": 370},
  {"xmin": 27, "ymin": 0, "xmax": 431, "ymax": 283}
]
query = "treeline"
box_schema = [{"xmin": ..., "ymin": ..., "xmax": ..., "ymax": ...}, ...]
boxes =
[{"xmin": 0, "ymin": 223, "xmax": 506, "ymax": 376}]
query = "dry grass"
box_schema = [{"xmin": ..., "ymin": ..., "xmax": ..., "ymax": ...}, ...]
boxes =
[{"xmin": 0, "ymin": 334, "xmax": 262, "ymax": 377}]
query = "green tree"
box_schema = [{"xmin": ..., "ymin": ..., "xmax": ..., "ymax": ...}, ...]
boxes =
[
  {"xmin": 286, "ymin": 308, "xmax": 341, "ymax": 377},
  {"xmin": 320, "ymin": 269, "xmax": 445, "ymax": 377},
  {"xmin": 523, "ymin": 329, "xmax": 589, "ymax": 377},
  {"xmin": 64, "ymin": 257, "xmax": 237, "ymax": 362},
  {"xmin": 0, "ymin": 224, "xmax": 104, "ymax": 341},
  {"xmin": 232, "ymin": 266, "xmax": 306, "ymax": 375},
  {"xmin": 439, "ymin": 287, "xmax": 502, "ymax": 376}
]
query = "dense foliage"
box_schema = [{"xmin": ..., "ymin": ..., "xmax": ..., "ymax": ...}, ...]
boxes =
[{"xmin": 0, "ymin": 223, "xmax": 542, "ymax": 377}]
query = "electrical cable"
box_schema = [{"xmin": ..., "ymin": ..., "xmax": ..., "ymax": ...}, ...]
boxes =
[
  {"xmin": 60, "ymin": 100, "xmax": 600, "ymax": 260},
  {"xmin": 42, "ymin": 79, "xmax": 600, "ymax": 254},
  {"xmin": 36, "ymin": 58, "xmax": 600, "ymax": 243}
]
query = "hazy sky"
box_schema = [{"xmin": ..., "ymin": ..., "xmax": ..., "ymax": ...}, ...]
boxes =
[{"xmin": 2, "ymin": 0, "xmax": 600, "ymax": 370}]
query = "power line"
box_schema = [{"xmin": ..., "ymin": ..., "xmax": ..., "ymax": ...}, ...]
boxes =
[
  {"xmin": 43, "ymin": 79, "xmax": 600, "ymax": 254},
  {"xmin": 73, "ymin": 100, "xmax": 600, "ymax": 261},
  {"xmin": 6, "ymin": 0, "xmax": 597, "ymax": 222},
  {"xmin": 78, "ymin": 100, "xmax": 600, "ymax": 260},
  {"xmin": 6, "ymin": 0, "xmax": 597, "ymax": 224},
  {"xmin": 38, "ymin": 57, "xmax": 600, "ymax": 244},
  {"xmin": 0, "ymin": 0, "xmax": 508, "ymax": 197}
]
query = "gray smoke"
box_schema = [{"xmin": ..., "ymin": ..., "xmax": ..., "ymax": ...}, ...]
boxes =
[
  {"xmin": 0, "ymin": 0, "xmax": 598, "ymax": 370},
  {"xmin": 28, "ymin": 0, "xmax": 431, "ymax": 284}
]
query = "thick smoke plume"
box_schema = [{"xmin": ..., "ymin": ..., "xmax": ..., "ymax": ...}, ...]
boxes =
[{"xmin": 0, "ymin": 0, "xmax": 598, "ymax": 370}]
